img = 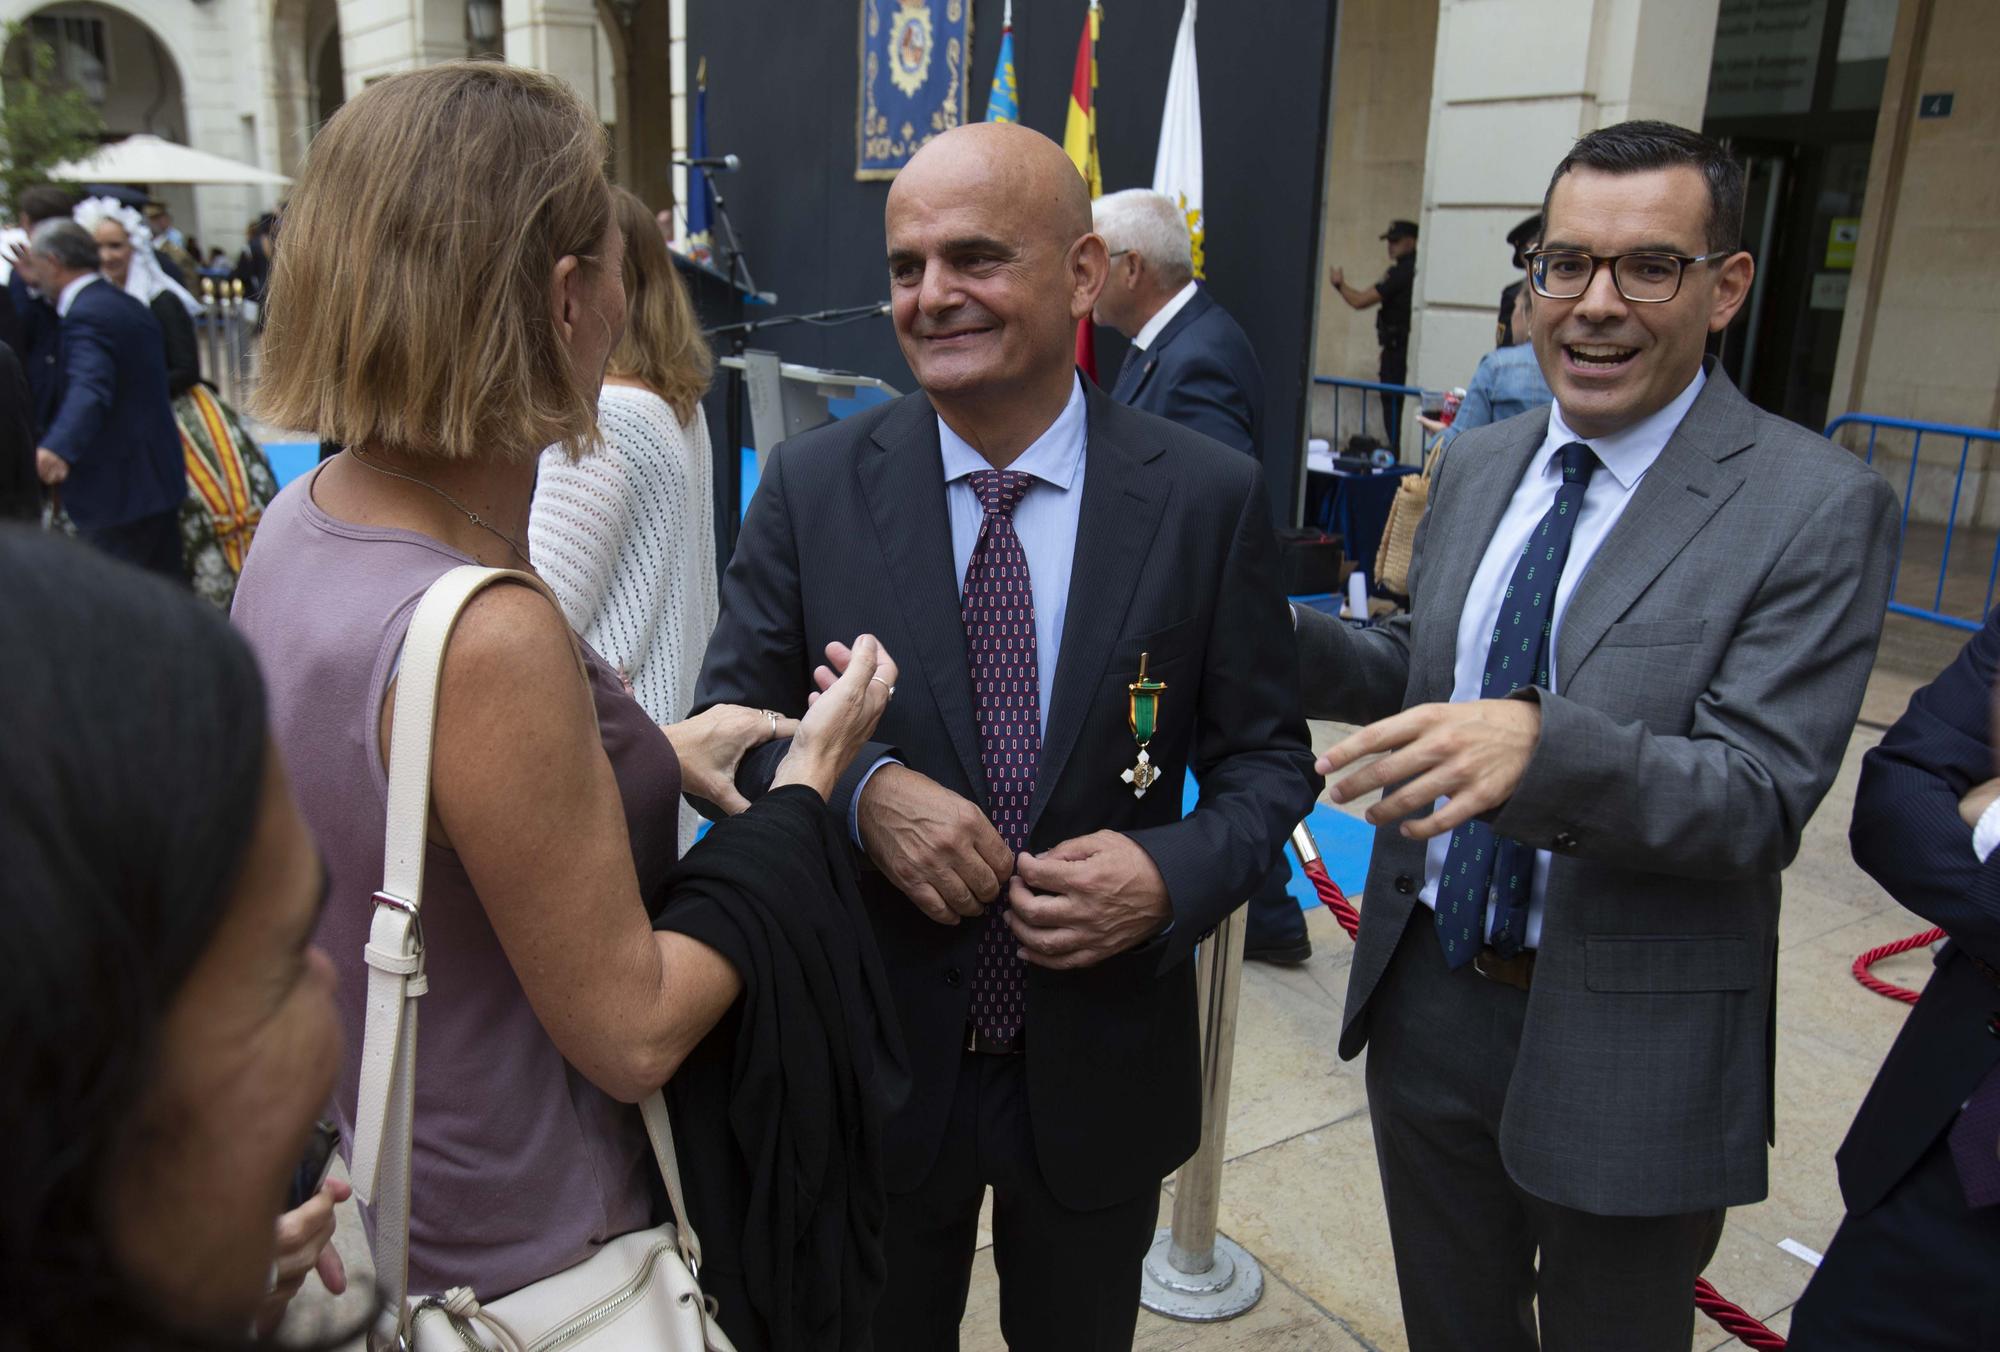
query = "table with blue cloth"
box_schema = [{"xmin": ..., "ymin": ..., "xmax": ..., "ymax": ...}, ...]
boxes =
[{"xmin": 1303, "ymin": 463, "xmax": 1419, "ymax": 594}]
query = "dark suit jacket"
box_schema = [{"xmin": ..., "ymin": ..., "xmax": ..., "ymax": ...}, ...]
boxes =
[
  {"xmin": 1296, "ymin": 364, "xmax": 1897, "ymax": 1215},
  {"xmin": 41, "ymin": 279, "xmax": 185, "ymax": 530},
  {"xmin": 1838, "ymin": 606, "xmax": 2000, "ymax": 1214},
  {"xmin": 8, "ymin": 272, "xmax": 59, "ymax": 434},
  {"xmin": 1110, "ymin": 288, "xmax": 1264, "ymax": 460},
  {"xmin": 0, "ymin": 344, "xmax": 36, "ymax": 520},
  {"xmin": 695, "ymin": 382, "xmax": 1318, "ymax": 1209}
]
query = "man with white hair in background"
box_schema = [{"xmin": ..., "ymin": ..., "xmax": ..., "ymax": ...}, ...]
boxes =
[
  {"xmin": 1091, "ymin": 187, "xmax": 1310, "ymax": 966},
  {"xmin": 29, "ymin": 219, "xmax": 186, "ymax": 578}
]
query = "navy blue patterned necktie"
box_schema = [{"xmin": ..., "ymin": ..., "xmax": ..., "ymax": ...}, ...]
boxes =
[
  {"xmin": 1433, "ymin": 442, "xmax": 1598, "ymax": 970},
  {"xmin": 962, "ymin": 469, "xmax": 1039, "ymax": 1041}
]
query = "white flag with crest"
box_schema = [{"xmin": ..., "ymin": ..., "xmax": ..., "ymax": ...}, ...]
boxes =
[{"xmin": 1150, "ymin": 0, "xmax": 1204, "ymax": 278}]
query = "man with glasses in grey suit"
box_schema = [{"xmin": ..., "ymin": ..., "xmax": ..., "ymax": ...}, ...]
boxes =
[{"xmin": 1295, "ymin": 121, "xmax": 1897, "ymax": 1349}]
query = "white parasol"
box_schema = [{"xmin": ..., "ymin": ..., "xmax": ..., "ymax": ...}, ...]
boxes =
[{"xmin": 49, "ymin": 134, "xmax": 291, "ymax": 187}]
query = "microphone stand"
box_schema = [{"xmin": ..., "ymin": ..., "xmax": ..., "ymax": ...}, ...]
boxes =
[{"xmin": 708, "ymin": 302, "xmax": 891, "ymax": 565}]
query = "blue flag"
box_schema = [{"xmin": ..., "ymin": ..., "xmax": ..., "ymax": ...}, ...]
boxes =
[
  {"xmin": 686, "ymin": 61, "xmax": 713, "ymax": 263},
  {"xmin": 986, "ymin": 23, "xmax": 1019, "ymax": 123}
]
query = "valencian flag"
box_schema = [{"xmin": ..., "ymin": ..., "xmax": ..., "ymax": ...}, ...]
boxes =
[
  {"xmin": 1151, "ymin": 0, "xmax": 1203, "ymax": 279},
  {"xmin": 686, "ymin": 57, "xmax": 714, "ymax": 265},
  {"xmin": 1064, "ymin": 0, "xmax": 1103, "ymax": 379},
  {"xmin": 985, "ymin": 0, "xmax": 1019, "ymax": 123}
]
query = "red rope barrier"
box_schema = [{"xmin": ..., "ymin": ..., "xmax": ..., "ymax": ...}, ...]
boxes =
[
  {"xmin": 1852, "ymin": 927, "xmax": 1946, "ymax": 1004},
  {"xmin": 1694, "ymin": 1278, "xmax": 1788, "ymax": 1350},
  {"xmin": 1301, "ymin": 858, "xmax": 1359, "ymax": 940},
  {"xmin": 1287, "ymin": 823, "xmax": 1790, "ymax": 1349}
]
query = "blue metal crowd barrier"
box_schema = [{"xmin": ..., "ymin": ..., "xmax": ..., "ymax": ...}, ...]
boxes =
[
  {"xmin": 1826, "ymin": 412, "xmax": 2000, "ymax": 633},
  {"xmin": 1312, "ymin": 374, "xmax": 1427, "ymax": 463}
]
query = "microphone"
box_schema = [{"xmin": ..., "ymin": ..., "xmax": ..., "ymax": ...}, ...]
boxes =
[{"xmin": 674, "ymin": 154, "xmax": 741, "ymax": 173}]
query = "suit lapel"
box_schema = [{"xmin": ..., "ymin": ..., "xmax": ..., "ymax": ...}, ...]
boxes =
[
  {"xmin": 1415, "ymin": 412, "xmax": 1549, "ymax": 698},
  {"xmin": 1028, "ymin": 388, "xmax": 1168, "ymax": 833},
  {"xmin": 859, "ymin": 395, "xmax": 988, "ymax": 803},
  {"xmin": 1553, "ymin": 370, "xmax": 1754, "ymax": 684},
  {"xmin": 1114, "ymin": 290, "xmax": 1210, "ymax": 406}
]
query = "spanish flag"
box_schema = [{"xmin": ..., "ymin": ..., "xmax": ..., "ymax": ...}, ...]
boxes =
[{"xmin": 1065, "ymin": 1, "xmax": 1103, "ymax": 379}]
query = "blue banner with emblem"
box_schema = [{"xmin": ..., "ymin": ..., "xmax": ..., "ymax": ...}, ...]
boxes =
[{"xmin": 857, "ymin": 0, "xmax": 971, "ymax": 180}]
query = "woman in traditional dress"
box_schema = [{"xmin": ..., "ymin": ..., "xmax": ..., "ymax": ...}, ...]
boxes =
[{"xmin": 78, "ymin": 197, "xmax": 278, "ymax": 608}]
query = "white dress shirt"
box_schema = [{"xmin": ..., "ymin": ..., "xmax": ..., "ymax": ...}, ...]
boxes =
[
  {"xmin": 1417, "ymin": 368, "xmax": 1707, "ymax": 948},
  {"xmin": 1132, "ymin": 280, "xmax": 1199, "ymax": 352},
  {"xmin": 55, "ymin": 272, "xmax": 99, "ymax": 317}
]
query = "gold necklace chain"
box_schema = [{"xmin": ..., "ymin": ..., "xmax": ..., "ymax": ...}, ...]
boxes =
[{"xmin": 348, "ymin": 448, "xmax": 532, "ymax": 565}]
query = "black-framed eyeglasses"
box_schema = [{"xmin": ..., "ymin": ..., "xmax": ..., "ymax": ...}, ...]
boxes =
[{"xmin": 1525, "ymin": 247, "xmax": 1735, "ymax": 304}]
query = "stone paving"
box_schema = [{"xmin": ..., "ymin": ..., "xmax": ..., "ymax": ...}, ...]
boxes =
[{"xmin": 286, "ymin": 630, "xmax": 1957, "ymax": 1352}]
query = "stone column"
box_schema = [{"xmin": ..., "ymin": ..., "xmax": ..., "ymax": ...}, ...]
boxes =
[
  {"xmin": 1409, "ymin": 0, "xmax": 1722, "ymax": 394},
  {"xmin": 338, "ymin": 0, "xmax": 462, "ymax": 91}
]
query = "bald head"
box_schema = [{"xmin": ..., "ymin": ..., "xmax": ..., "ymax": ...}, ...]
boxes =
[
  {"xmin": 883, "ymin": 123, "xmax": 1109, "ymax": 449},
  {"xmin": 890, "ymin": 123, "xmax": 1093, "ymax": 249}
]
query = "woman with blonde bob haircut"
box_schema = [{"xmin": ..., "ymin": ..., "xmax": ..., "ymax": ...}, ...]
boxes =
[
  {"xmin": 233, "ymin": 60, "xmax": 898, "ymax": 1319},
  {"xmin": 532, "ymin": 186, "xmax": 720, "ymax": 852}
]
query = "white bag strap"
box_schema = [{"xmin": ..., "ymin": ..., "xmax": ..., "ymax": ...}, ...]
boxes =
[{"xmin": 347, "ymin": 565, "xmax": 708, "ymax": 1334}]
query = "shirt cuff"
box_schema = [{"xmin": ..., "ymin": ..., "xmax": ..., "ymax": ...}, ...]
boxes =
[
  {"xmin": 850, "ymin": 755, "xmax": 902, "ymax": 848},
  {"xmin": 1973, "ymin": 797, "xmax": 2000, "ymax": 864}
]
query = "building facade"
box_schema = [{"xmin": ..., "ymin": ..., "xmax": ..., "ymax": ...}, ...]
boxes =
[
  {"xmin": 1315, "ymin": 0, "xmax": 1999, "ymax": 525},
  {"xmin": 2, "ymin": 0, "xmax": 691, "ymax": 259}
]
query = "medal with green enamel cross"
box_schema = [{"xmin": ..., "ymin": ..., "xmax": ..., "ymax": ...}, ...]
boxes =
[{"xmin": 1122, "ymin": 651, "xmax": 1167, "ymax": 798}]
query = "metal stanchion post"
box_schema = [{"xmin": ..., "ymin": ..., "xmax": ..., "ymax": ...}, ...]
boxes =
[
  {"xmin": 199, "ymin": 278, "xmax": 220, "ymax": 394},
  {"xmin": 227, "ymin": 280, "xmax": 246, "ymax": 406},
  {"xmin": 1138, "ymin": 901, "xmax": 1263, "ymax": 1321}
]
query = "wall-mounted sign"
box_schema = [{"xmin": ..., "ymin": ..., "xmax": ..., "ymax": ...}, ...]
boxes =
[
  {"xmin": 856, "ymin": 0, "xmax": 971, "ymax": 181},
  {"xmin": 1919, "ymin": 92, "xmax": 1955, "ymax": 119},
  {"xmin": 1706, "ymin": 0, "xmax": 1828, "ymax": 119},
  {"xmin": 1810, "ymin": 271, "xmax": 1852, "ymax": 312},
  {"xmin": 1826, "ymin": 217, "xmax": 1860, "ymax": 269}
]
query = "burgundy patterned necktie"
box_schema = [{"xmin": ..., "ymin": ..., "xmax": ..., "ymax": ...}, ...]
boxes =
[{"xmin": 962, "ymin": 469, "xmax": 1038, "ymax": 1042}]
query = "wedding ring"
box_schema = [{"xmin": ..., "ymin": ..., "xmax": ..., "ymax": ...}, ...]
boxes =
[
  {"xmin": 870, "ymin": 676, "xmax": 896, "ymax": 696},
  {"xmin": 762, "ymin": 709, "xmax": 780, "ymax": 734}
]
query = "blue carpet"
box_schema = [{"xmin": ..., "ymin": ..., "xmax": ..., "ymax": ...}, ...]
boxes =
[
  {"xmin": 266, "ymin": 442, "xmax": 320, "ymax": 489},
  {"xmin": 1179, "ymin": 771, "xmax": 1374, "ymax": 911}
]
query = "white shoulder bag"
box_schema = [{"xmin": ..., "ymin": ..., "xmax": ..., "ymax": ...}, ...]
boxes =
[{"xmin": 347, "ymin": 565, "xmax": 736, "ymax": 1352}]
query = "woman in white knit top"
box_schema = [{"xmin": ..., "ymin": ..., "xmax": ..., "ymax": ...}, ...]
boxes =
[{"xmin": 531, "ymin": 186, "xmax": 719, "ymax": 851}]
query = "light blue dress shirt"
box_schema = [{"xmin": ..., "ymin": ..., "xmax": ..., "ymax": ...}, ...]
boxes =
[
  {"xmin": 1417, "ymin": 368, "xmax": 1705, "ymax": 948},
  {"xmin": 851, "ymin": 375, "xmax": 1089, "ymax": 835}
]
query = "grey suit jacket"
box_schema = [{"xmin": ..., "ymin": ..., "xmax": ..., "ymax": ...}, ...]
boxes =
[{"xmin": 1296, "ymin": 363, "xmax": 1897, "ymax": 1215}]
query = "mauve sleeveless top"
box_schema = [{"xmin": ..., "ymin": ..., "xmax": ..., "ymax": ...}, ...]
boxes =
[{"xmin": 232, "ymin": 466, "xmax": 678, "ymax": 1298}]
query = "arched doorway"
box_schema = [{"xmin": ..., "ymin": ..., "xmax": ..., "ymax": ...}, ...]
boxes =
[{"xmin": 4, "ymin": 4, "xmax": 195, "ymax": 227}]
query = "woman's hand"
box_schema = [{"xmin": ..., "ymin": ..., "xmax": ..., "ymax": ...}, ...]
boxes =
[
  {"xmin": 664, "ymin": 705, "xmax": 801, "ymax": 814},
  {"xmin": 253, "ymin": 1177, "xmax": 351, "ymax": 1337},
  {"xmin": 773, "ymin": 636, "xmax": 900, "ymax": 800}
]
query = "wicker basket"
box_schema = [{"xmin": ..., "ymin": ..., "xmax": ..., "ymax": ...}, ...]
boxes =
[{"xmin": 1374, "ymin": 445, "xmax": 1444, "ymax": 597}]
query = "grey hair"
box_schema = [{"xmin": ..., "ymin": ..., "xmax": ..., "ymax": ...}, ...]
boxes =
[
  {"xmin": 1092, "ymin": 188, "xmax": 1194, "ymax": 290},
  {"xmin": 31, "ymin": 219, "xmax": 100, "ymax": 272}
]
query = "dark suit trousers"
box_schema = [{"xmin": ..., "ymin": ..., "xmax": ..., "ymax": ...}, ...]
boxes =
[
  {"xmin": 1365, "ymin": 911, "xmax": 1725, "ymax": 1352},
  {"xmin": 1788, "ymin": 1130, "xmax": 2000, "ymax": 1350},
  {"xmin": 1378, "ymin": 346, "xmax": 1408, "ymax": 456},
  {"xmin": 80, "ymin": 508, "xmax": 185, "ymax": 583},
  {"xmin": 875, "ymin": 1052, "xmax": 1157, "ymax": 1351}
]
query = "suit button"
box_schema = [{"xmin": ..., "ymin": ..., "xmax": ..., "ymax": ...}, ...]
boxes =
[
  {"xmin": 1394, "ymin": 874, "xmax": 1414, "ymax": 895},
  {"xmin": 945, "ymin": 967, "xmax": 963, "ymax": 988},
  {"xmin": 1553, "ymin": 831, "xmax": 1579, "ymax": 851}
]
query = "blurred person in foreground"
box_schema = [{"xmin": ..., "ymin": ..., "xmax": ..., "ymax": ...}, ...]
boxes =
[
  {"xmin": 235, "ymin": 60, "xmax": 899, "ymax": 1347},
  {"xmin": 695, "ymin": 120, "xmax": 1317, "ymax": 1350},
  {"xmin": 531, "ymin": 184, "xmax": 718, "ymax": 853},
  {"xmin": 1295, "ymin": 121, "xmax": 1896, "ymax": 1350},
  {"xmin": 0, "ymin": 527, "xmax": 349, "ymax": 1349},
  {"xmin": 1788, "ymin": 606, "xmax": 2000, "ymax": 1349},
  {"xmin": 28, "ymin": 219, "xmax": 187, "ymax": 578},
  {"xmin": 80, "ymin": 196, "xmax": 280, "ymax": 608}
]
